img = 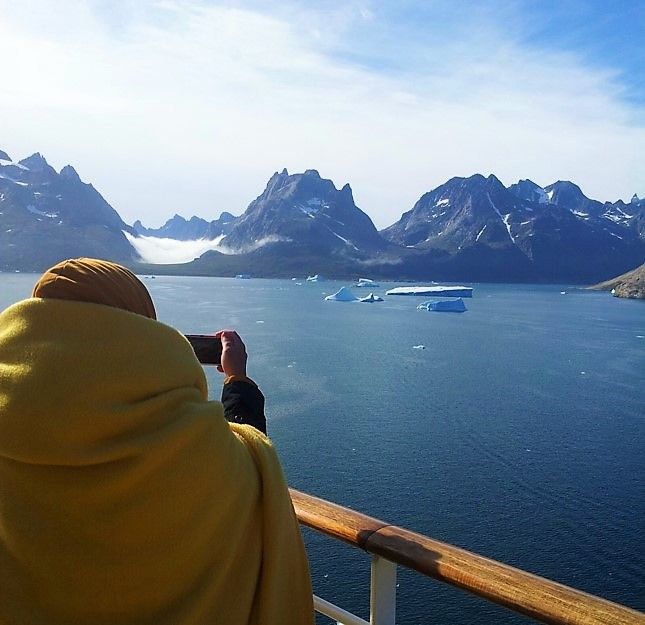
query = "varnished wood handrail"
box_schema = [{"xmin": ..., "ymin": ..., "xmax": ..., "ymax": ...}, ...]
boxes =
[{"xmin": 290, "ymin": 489, "xmax": 645, "ymax": 625}]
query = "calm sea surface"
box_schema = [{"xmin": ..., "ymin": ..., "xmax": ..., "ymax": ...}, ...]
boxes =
[{"xmin": 1, "ymin": 274, "xmax": 644, "ymax": 623}]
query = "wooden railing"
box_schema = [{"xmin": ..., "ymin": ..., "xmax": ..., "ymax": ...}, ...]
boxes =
[{"xmin": 290, "ymin": 489, "xmax": 645, "ymax": 625}]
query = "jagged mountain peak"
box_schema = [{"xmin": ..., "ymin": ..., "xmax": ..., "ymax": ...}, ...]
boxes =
[
  {"xmin": 419, "ymin": 173, "xmax": 505, "ymax": 203},
  {"xmin": 445, "ymin": 173, "xmax": 485, "ymax": 185},
  {"xmin": 60, "ymin": 164, "xmax": 81, "ymax": 182},
  {"xmin": 437, "ymin": 173, "xmax": 504, "ymax": 193},
  {"xmin": 221, "ymin": 169, "xmax": 383, "ymax": 253},
  {"xmin": 544, "ymin": 180, "xmax": 588, "ymax": 204},
  {"xmin": 546, "ymin": 180, "xmax": 583, "ymax": 191},
  {"xmin": 381, "ymin": 172, "xmax": 539, "ymax": 250},
  {"xmin": 0, "ymin": 149, "xmax": 11, "ymax": 162},
  {"xmin": 133, "ymin": 212, "xmax": 235, "ymax": 241},
  {"xmin": 514, "ymin": 178, "xmax": 543, "ymax": 191},
  {"xmin": 517, "ymin": 178, "xmax": 540, "ymax": 187},
  {"xmin": 508, "ymin": 179, "xmax": 549, "ymax": 204},
  {"xmin": 265, "ymin": 168, "xmax": 291, "ymax": 193},
  {"xmin": 1, "ymin": 150, "xmax": 134, "ymax": 270},
  {"xmin": 19, "ymin": 152, "xmax": 50, "ymax": 171},
  {"xmin": 260, "ymin": 168, "xmax": 342, "ymax": 202},
  {"xmin": 632, "ymin": 194, "xmax": 641, "ymax": 203}
]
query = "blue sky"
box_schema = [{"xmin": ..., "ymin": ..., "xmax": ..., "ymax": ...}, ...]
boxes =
[
  {"xmin": 1, "ymin": 0, "xmax": 643, "ymax": 228},
  {"xmin": 220, "ymin": 0, "xmax": 645, "ymax": 105}
]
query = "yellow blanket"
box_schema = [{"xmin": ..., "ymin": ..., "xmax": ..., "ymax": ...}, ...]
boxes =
[{"xmin": 0, "ymin": 299, "xmax": 313, "ymax": 625}]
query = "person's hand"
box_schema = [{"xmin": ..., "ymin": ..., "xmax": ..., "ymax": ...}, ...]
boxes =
[{"xmin": 215, "ymin": 330, "xmax": 248, "ymax": 377}]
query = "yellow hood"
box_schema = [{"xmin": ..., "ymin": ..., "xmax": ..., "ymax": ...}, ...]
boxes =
[{"xmin": 0, "ymin": 298, "xmax": 313, "ymax": 625}]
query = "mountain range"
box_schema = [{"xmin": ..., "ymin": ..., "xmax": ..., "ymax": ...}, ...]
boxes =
[{"xmin": 1, "ymin": 148, "xmax": 643, "ymax": 282}]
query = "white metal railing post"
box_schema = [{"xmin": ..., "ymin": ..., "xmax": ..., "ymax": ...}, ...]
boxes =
[
  {"xmin": 370, "ymin": 556, "xmax": 397, "ymax": 625},
  {"xmin": 313, "ymin": 594, "xmax": 369, "ymax": 625}
]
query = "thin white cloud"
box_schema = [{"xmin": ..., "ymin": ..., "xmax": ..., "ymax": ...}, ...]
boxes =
[
  {"xmin": 124, "ymin": 231, "xmax": 290, "ymax": 263},
  {"xmin": 124, "ymin": 233, "xmax": 226, "ymax": 264},
  {"xmin": 0, "ymin": 0, "xmax": 643, "ymax": 230}
]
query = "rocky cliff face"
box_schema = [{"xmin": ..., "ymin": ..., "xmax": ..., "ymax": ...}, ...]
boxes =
[
  {"xmin": 0, "ymin": 150, "xmax": 136, "ymax": 271},
  {"xmin": 590, "ymin": 263, "xmax": 645, "ymax": 299},
  {"xmin": 380, "ymin": 174, "xmax": 644, "ymax": 282},
  {"xmin": 1, "ymin": 147, "xmax": 642, "ymax": 282},
  {"xmin": 220, "ymin": 169, "xmax": 385, "ymax": 255}
]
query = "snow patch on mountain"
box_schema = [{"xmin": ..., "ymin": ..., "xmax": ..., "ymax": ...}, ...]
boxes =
[
  {"xmin": 603, "ymin": 213, "xmax": 629, "ymax": 224},
  {"xmin": 487, "ymin": 193, "xmax": 515, "ymax": 243},
  {"xmin": 502, "ymin": 214, "xmax": 516, "ymax": 243},
  {"xmin": 536, "ymin": 187, "xmax": 548, "ymax": 204},
  {"xmin": 0, "ymin": 173, "xmax": 29, "ymax": 186},
  {"xmin": 0, "ymin": 158, "xmax": 29, "ymax": 170},
  {"xmin": 27, "ymin": 205, "xmax": 59, "ymax": 219}
]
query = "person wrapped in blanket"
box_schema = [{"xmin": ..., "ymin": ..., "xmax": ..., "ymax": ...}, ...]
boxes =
[{"xmin": 0, "ymin": 258, "xmax": 314, "ymax": 625}]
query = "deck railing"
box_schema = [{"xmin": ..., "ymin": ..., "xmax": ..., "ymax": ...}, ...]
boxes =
[{"xmin": 290, "ymin": 489, "xmax": 644, "ymax": 625}]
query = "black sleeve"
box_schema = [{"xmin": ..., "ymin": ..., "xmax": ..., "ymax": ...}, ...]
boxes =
[{"xmin": 221, "ymin": 381, "xmax": 267, "ymax": 435}]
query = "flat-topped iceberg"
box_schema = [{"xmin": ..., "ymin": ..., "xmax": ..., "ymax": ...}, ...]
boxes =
[
  {"xmin": 387, "ymin": 285, "xmax": 473, "ymax": 298},
  {"xmin": 359, "ymin": 292, "xmax": 383, "ymax": 303},
  {"xmin": 325, "ymin": 287, "xmax": 359, "ymax": 302},
  {"xmin": 417, "ymin": 298, "xmax": 467, "ymax": 312},
  {"xmin": 354, "ymin": 277, "xmax": 380, "ymax": 287}
]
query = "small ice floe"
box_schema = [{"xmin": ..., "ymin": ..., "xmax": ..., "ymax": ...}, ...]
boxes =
[
  {"xmin": 560, "ymin": 291, "xmax": 566, "ymax": 295},
  {"xmin": 417, "ymin": 298, "xmax": 467, "ymax": 312},
  {"xmin": 636, "ymin": 335, "xmax": 644, "ymax": 339},
  {"xmin": 291, "ymin": 277, "xmax": 297, "ymax": 280},
  {"xmin": 387, "ymin": 285, "xmax": 473, "ymax": 298},
  {"xmin": 580, "ymin": 371, "xmax": 586, "ymax": 375},
  {"xmin": 256, "ymin": 320, "xmax": 265, "ymax": 324},
  {"xmin": 412, "ymin": 344, "xmax": 426, "ymax": 350},
  {"xmin": 359, "ymin": 292, "xmax": 384, "ymax": 303},
  {"xmin": 325, "ymin": 287, "xmax": 359, "ymax": 302},
  {"xmin": 306, "ymin": 274, "xmax": 325, "ymax": 282},
  {"xmin": 354, "ymin": 277, "xmax": 380, "ymax": 288},
  {"xmin": 235, "ymin": 274, "xmax": 251, "ymax": 279}
]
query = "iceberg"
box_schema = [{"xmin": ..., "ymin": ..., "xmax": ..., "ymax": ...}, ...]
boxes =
[
  {"xmin": 387, "ymin": 285, "xmax": 473, "ymax": 298},
  {"xmin": 354, "ymin": 277, "xmax": 380, "ymax": 288},
  {"xmin": 307, "ymin": 274, "xmax": 325, "ymax": 282},
  {"xmin": 359, "ymin": 292, "xmax": 384, "ymax": 303},
  {"xmin": 325, "ymin": 287, "xmax": 359, "ymax": 302},
  {"xmin": 417, "ymin": 298, "xmax": 467, "ymax": 312}
]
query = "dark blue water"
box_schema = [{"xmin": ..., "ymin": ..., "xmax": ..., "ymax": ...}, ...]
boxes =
[{"xmin": 2, "ymin": 275, "xmax": 644, "ymax": 623}]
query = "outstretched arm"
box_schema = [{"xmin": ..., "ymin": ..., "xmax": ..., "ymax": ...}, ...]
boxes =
[{"xmin": 216, "ymin": 330, "xmax": 267, "ymax": 435}]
